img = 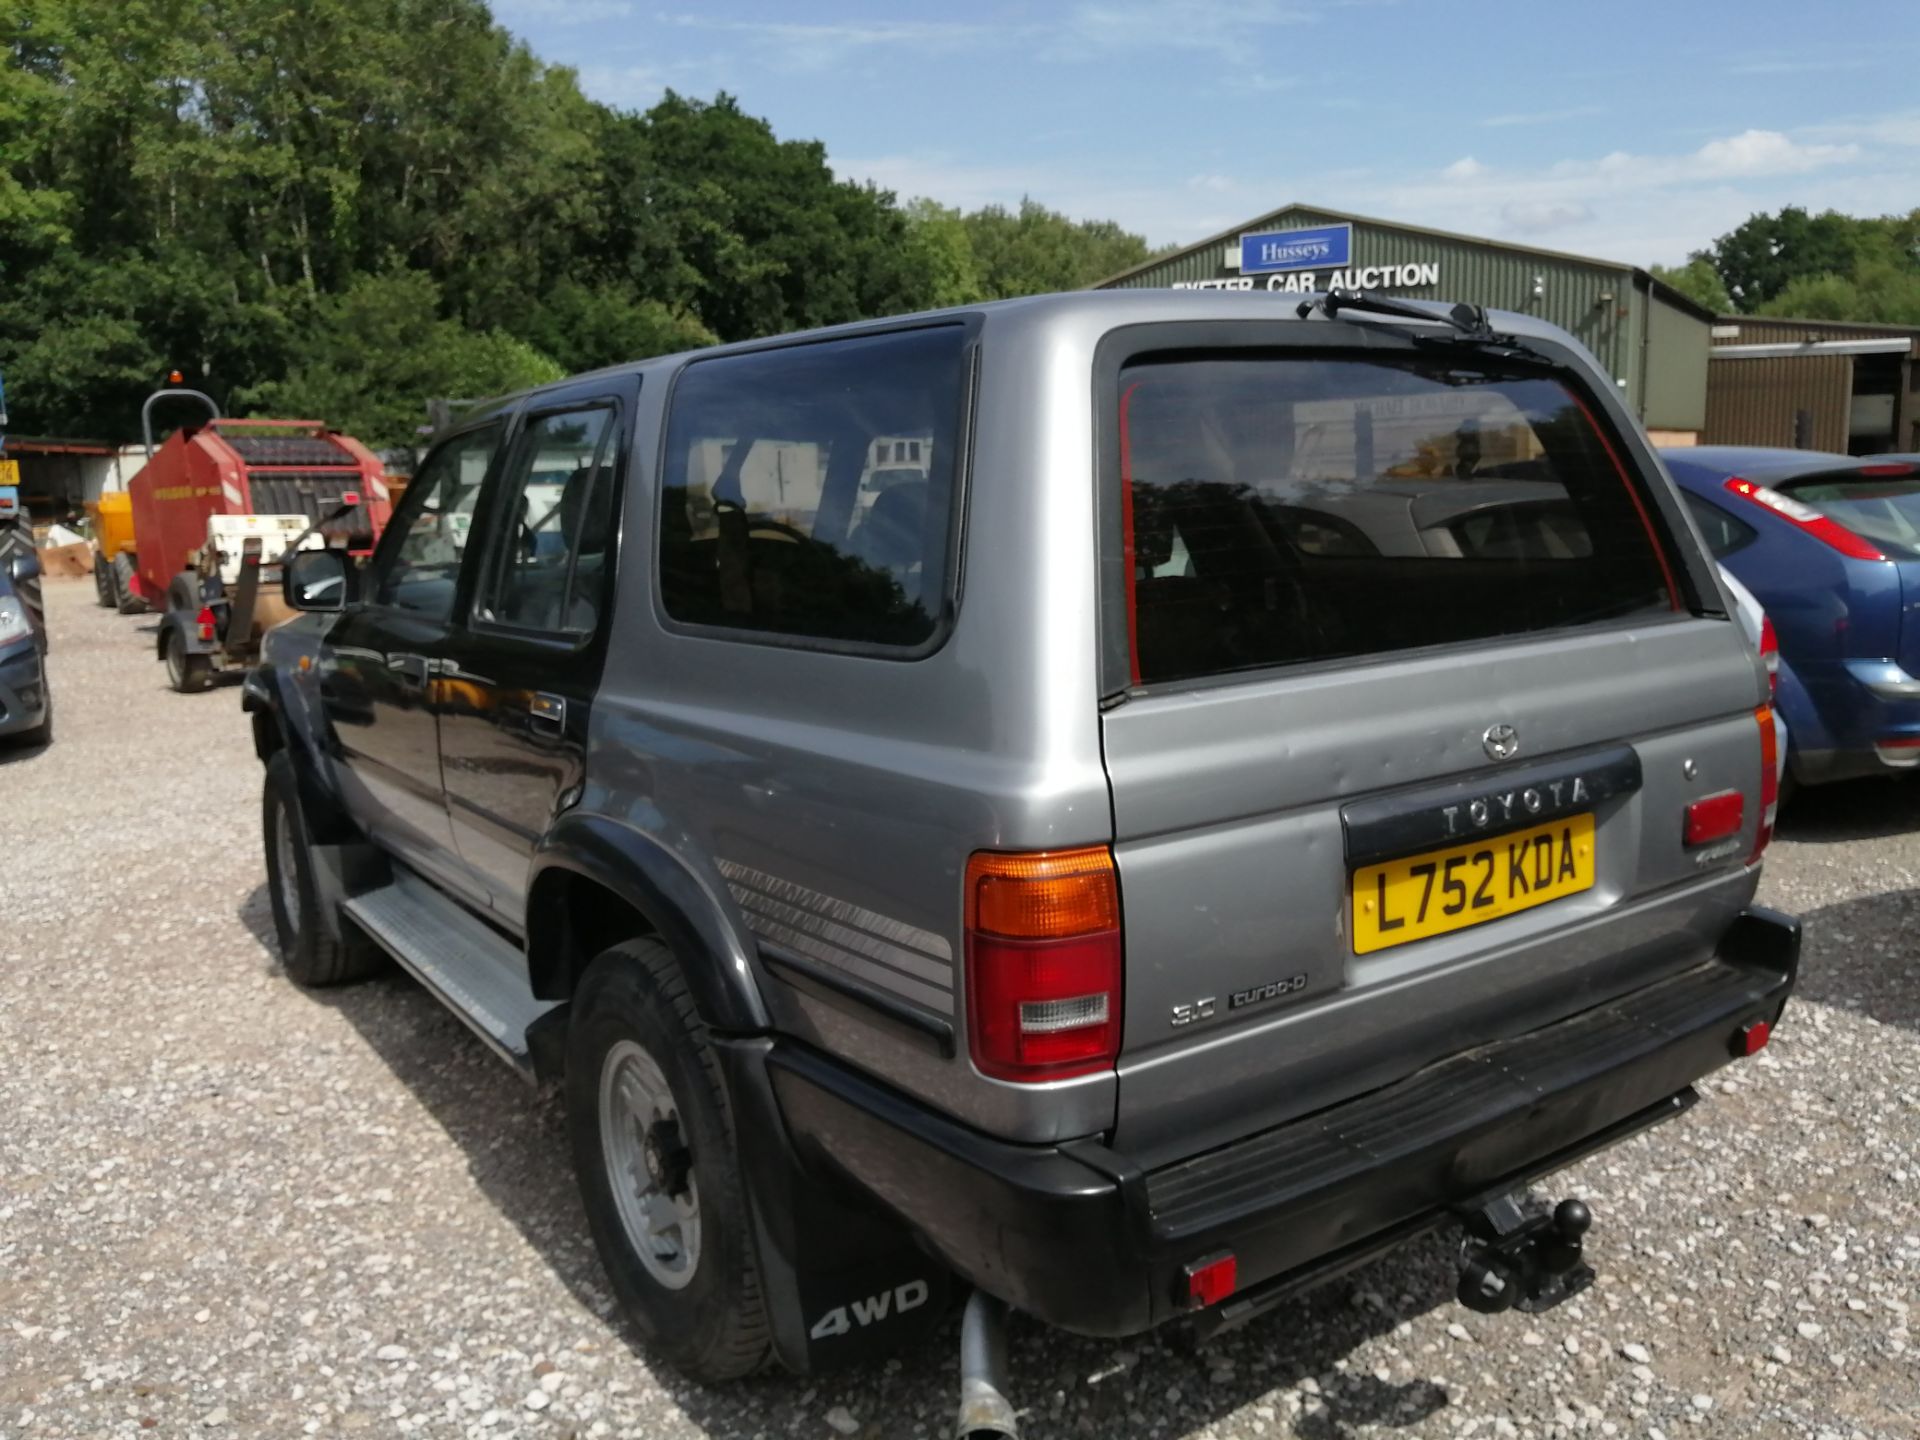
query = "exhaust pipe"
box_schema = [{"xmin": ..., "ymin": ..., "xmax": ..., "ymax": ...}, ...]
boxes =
[{"xmin": 954, "ymin": 1290, "xmax": 1019, "ymax": 1440}]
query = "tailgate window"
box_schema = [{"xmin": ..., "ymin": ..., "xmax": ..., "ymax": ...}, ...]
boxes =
[
  {"xmin": 1776, "ymin": 469, "xmax": 1920, "ymax": 558},
  {"xmin": 1116, "ymin": 354, "xmax": 1681, "ymax": 685}
]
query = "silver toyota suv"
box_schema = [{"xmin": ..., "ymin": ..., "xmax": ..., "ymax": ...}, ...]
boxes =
[{"xmin": 248, "ymin": 289, "xmax": 1797, "ymax": 1435}]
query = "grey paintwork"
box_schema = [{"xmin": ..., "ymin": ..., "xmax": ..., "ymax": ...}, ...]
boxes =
[
  {"xmin": 269, "ymin": 289, "xmax": 1770, "ymax": 1162},
  {"xmin": 576, "ymin": 290, "xmax": 1768, "ymax": 1152}
]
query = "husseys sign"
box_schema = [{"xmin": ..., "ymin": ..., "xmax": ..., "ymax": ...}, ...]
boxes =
[{"xmin": 1171, "ymin": 221, "xmax": 1442, "ymax": 294}]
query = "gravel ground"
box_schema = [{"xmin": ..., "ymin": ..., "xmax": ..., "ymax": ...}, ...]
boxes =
[{"xmin": 4, "ymin": 578, "xmax": 1919, "ymax": 1440}]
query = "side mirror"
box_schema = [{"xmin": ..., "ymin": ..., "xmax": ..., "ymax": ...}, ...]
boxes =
[
  {"xmin": 284, "ymin": 548, "xmax": 350, "ymax": 612},
  {"xmin": 8, "ymin": 552, "xmax": 41, "ymax": 586}
]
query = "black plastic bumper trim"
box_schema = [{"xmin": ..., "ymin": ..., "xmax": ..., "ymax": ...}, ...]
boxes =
[{"xmin": 767, "ymin": 907, "xmax": 1798, "ymax": 1338}]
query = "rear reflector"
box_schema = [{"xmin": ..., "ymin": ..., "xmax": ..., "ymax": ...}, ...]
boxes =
[
  {"xmin": 1875, "ymin": 736, "xmax": 1920, "ymax": 768},
  {"xmin": 1752, "ymin": 706, "xmax": 1777, "ymax": 864},
  {"xmin": 1184, "ymin": 1252, "xmax": 1237, "ymax": 1309},
  {"xmin": 1684, "ymin": 791, "xmax": 1744, "ymax": 847},
  {"xmin": 1724, "ymin": 476, "xmax": 1886, "ymax": 561},
  {"xmin": 965, "ymin": 847, "xmax": 1123, "ymax": 1083},
  {"xmin": 1734, "ymin": 1019, "xmax": 1771, "ymax": 1057}
]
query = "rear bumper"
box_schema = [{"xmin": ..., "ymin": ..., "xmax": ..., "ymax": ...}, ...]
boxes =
[
  {"xmin": 769, "ymin": 907, "xmax": 1799, "ymax": 1338},
  {"xmin": 0, "ymin": 638, "xmax": 48, "ymax": 735}
]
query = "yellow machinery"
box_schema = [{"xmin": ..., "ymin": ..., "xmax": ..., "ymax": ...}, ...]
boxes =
[{"xmin": 86, "ymin": 490, "xmax": 141, "ymax": 611}]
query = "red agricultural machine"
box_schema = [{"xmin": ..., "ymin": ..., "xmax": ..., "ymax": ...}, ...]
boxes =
[{"xmin": 118, "ymin": 385, "xmax": 393, "ymax": 690}]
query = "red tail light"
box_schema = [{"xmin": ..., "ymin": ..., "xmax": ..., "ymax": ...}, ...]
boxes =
[
  {"xmin": 964, "ymin": 847, "xmax": 1122, "ymax": 1082},
  {"xmin": 1734, "ymin": 1019, "xmax": 1772, "ymax": 1057},
  {"xmin": 195, "ymin": 606, "xmax": 216, "ymax": 642},
  {"xmin": 1758, "ymin": 615, "xmax": 1779, "ymax": 697},
  {"xmin": 1184, "ymin": 1252, "xmax": 1238, "ymax": 1309},
  {"xmin": 1724, "ymin": 476, "xmax": 1885, "ymax": 561},
  {"xmin": 1752, "ymin": 705, "xmax": 1778, "ymax": 863},
  {"xmin": 341, "ymin": 491, "xmax": 360, "ymax": 506}
]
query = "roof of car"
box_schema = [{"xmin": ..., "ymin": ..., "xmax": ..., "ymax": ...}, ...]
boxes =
[
  {"xmin": 1659, "ymin": 446, "xmax": 1884, "ymax": 480},
  {"xmin": 479, "ymin": 289, "xmax": 1611, "ymax": 418}
]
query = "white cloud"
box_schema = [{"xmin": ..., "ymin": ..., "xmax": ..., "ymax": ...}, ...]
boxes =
[
  {"xmin": 575, "ymin": 62, "xmax": 670, "ymax": 109},
  {"xmin": 1478, "ymin": 105, "xmax": 1602, "ymax": 129},
  {"xmin": 1804, "ymin": 109, "xmax": 1920, "ymax": 150},
  {"xmin": 1060, "ymin": 0, "xmax": 1319, "ymax": 58},
  {"xmin": 1501, "ymin": 201, "xmax": 1593, "ymax": 234},
  {"xmin": 658, "ymin": 15, "xmax": 999, "ymax": 69},
  {"xmin": 493, "ymin": 0, "xmax": 633, "ymax": 21},
  {"xmin": 1691, "ymin": 129, "xmax": 1857, "ymax": 177},
  {"xmin": 841, "ymin": 110, "xmax": 1912, "ymax": 265}
]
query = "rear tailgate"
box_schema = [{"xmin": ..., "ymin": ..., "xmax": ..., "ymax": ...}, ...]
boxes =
[
  {"xmin": 1765, "ymin": 465, "xmax": 1920, "ymax": 698},
  {"xmin": 1100, "ymin": 344, "xmax": 1769, "ymax": 1170}
]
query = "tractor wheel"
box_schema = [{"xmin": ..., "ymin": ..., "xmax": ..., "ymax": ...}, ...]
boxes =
[
  {"xmin": 93, "ymin": 554, "xmax": 114, "ymax": 608},
  {"xmin": 112, "ymin": 553, "xmax": 148, "ymax": 615}
]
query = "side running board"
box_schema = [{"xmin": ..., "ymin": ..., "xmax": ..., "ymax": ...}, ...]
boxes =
[{"xmin": 344, "ymin": 869, "xmax": 560, "ymax": 1081}]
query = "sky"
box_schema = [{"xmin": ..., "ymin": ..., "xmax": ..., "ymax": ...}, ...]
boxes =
[{"xmin": 493, "ymin": 0, "xmax": 1920, "ymax": 268}]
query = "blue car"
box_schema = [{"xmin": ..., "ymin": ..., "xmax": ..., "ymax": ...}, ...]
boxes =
[
  {"xmin": 1661, "ymin": 445, "xmax": 1920, "ymax": 788},
  {"xmin": 0, "ymin": 545, "xmax": 50, "ymax": 745}
]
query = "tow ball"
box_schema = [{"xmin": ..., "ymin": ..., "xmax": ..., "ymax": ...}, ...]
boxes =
[{"xmin": 1453, "ymin": 1192, "xmax": 1594, "ymax": 1315}]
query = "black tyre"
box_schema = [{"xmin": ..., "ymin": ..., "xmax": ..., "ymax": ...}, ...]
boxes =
[
  {"xmin": 9, "ymin": 690, "xmax": 51, "ymax": 747},
  {"xmin": 93, "ymin": 555, "xmax": 114, "ymax": 608},
  {"xmin": 163, "ymin": 626, "xmax": 212, "ymax": 693},
  {"xmin": 261, "ymin": 750, "xmax": 384, "ymax": 986},
  {"xmin": 167, "ymin": 570, "xmax": 204, "ymax": 615},
  {"xmin": 111, "ymin": 552, "xmax": 147, "ymax": 614},
  {"xmin": 567, "ymin": 941, "xmax": 771, "ymax": 1381}
]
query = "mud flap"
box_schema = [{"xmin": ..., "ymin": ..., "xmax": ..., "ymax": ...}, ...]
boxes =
[{"xmin": 714, "ymin": 1036, "xmax": 952, "ymax": 1373}]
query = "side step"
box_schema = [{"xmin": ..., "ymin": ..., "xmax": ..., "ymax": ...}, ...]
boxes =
[{"xmin": 344, "ymin": 869, "xmax": 560, "ymax": 1080}]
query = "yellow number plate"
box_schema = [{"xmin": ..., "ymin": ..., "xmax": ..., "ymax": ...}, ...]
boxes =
[{"xmin": 1351, "ymin": 813, "xmax": 1596, "ymax": 955}]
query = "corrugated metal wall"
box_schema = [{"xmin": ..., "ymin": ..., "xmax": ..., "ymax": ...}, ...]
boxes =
[
  {"xmin": 1711, "ymin": 317, "xmax": 1913, "ymax": 345},
  {"xmin": 1101, "ymin": 206, "xmax": 1635, "ymax": 400},
  {"xmin": 1643, "ymin": 293, "xmax": 1710, "ymax": 431},
  {"xmin": 1704, "ymin": 354, "xmax": 1853, "ymax": 450}
]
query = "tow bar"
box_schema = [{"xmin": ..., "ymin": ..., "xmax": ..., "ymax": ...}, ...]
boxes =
[{"xmin": 1454, "ymin": 1192, "xmax": 1594, "ymax": 1315}]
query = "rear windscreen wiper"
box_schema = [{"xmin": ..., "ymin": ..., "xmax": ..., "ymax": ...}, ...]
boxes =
[{"xmin": 1298, "ymin": 288, "xmax": 1547, "ymax": 363}]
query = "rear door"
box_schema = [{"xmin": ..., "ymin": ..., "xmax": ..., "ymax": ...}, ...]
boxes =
[
  {"xmin": 321, "ymin": 421, "xmax": 504, "ymax": 901},
  {"xmin": 1098, "ymin": 335, "xmax": 1769, "ymax": 1168},
  {"xmin": 438, "ymin": 378, "xmax": 634, "ymax": 920}
]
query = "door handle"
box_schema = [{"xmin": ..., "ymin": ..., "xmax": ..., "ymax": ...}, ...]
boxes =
[
  {"xmin": 389, "ymin": 653, "xmax": 430, "ymax": 687},
  {"xmin": 530, "ymin": 692, "xmax": 566, "ymax": 736}
]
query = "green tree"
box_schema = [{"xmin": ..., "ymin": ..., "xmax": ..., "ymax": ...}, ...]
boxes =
[
  {"xmin": 1757, "ymin": 260, "xmax": 1920, "ymax": 326},
  {"xmin": 960, "ymin": 198, "xmax": 1157, "ymax": 298},
  {"xmin": 238, "ymin": 270, "xmax": 562, "ymax": 447},
  {"xmin": 0, "ymin": 3, "xmax": 1161, "ymax": 443},
  {"xmin": 1649, "ymin": 257, "xmax": 1733, "ymax": 314},
  {"xmin": 1705, "ymin": 206, "xmax": 1862, "ymax": 308},
  {"xmin": 899, "ymin": 199, "xmax": 986, "ymax": 309}
]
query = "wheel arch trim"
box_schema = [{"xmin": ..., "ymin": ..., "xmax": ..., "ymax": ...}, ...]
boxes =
[
  {"xmin": 243, "ymin": 661, "xmax": 359, "ymax": 843},
  {"xmin": 529, "ymin": 812, "xmax": 771, "ymax": 1033}
]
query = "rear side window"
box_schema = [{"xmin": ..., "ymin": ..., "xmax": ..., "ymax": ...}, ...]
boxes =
[
  {"xmin": 1116, "ymin": 354, "xmax": 1680, "ymax": 685},
  {"xmin": 1683, "ymin": 492, "xmax": 1758, "ymax": 559},
  {"xmin": 659, "ymin": 326, "xmax": 968, "ymax": 649}
]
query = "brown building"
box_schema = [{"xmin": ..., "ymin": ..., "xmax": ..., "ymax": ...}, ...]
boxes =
[{"xmin": 1703, "ymin": 316, "xmax": 1920, "ymax": 455}]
